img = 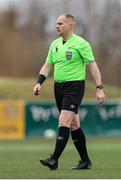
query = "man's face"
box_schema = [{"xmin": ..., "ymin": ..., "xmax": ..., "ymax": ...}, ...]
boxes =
[{"xmin": 56, "ymin": 15, "xmax": 71, "ymax": 36}]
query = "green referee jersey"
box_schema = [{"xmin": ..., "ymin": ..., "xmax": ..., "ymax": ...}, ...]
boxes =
[{"xmin": 46, "ymin": 33, "xmax": 95, "ymax": 83}]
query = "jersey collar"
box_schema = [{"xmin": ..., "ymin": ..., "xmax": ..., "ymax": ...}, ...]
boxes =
[{"xmin": 61, "ymin": 33, "xmax": 75, "ymax": 45}]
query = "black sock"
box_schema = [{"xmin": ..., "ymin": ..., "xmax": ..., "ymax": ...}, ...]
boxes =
[
  {"xmin": 52, "ymin": 126, "xmax": 70, "ymax": 161},
  {"xmin": 71, "ymin": 128, "xmax": 90, "ymax": 161}
]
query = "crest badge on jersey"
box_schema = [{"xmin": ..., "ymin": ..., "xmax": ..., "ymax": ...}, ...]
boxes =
[{"xmin": 66, "ymin": 51, "xmax": 72, "ymax": 60}]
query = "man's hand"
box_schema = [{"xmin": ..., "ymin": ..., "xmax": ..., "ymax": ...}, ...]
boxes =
[
  {"xmin": 33, "ymin": 83, "xmax": 42, "ymax": 95},
  {"xmin": 96, "ymin": 89, "xmax": 105, "ymax": 104}
]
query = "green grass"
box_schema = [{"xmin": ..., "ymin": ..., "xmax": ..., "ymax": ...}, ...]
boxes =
[
  {"xmin": 0, "ymin": 77, "xmax": 121, "ymax": 101},
  {"xmin": 0, "ymin": 77, "xmax": 54, "ymax": 101},
  {"xmin": 0, "ymin": 137, "xmax": 121, "ymax": 179}
]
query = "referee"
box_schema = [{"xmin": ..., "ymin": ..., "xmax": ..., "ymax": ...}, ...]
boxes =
[{"xmin": 33, "ymin": 13, "xmax": 105, "ymax": 170}]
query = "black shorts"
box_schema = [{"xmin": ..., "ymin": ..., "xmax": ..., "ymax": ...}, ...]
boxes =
[{"xmin": 54, "ymin": 80, "xmax": 85, "ymax": 114}]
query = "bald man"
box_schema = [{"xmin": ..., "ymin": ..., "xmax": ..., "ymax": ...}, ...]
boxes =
[{"xmin": 33, "ymin": 14, "xmax": 105, "ymax": 170}]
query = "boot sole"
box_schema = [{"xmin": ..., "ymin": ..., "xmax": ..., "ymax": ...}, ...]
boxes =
[{"xmin": 71, "ymin": 165, "xmax": 92, "ymax": 170}]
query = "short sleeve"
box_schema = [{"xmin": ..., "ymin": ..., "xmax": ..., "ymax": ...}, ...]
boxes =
[
  {"xmin": 79, "ymin": 42, "xmax": 95, "ymax": 63},
  {"xmin": 46, "ymin": 43, "xmax": 54, "ymax": 64}
]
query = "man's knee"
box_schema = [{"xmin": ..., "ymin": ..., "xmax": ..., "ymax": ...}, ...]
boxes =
[
  {"xmin": 70, "ymin": 115, "xmax": 80, "ymax": 131},
  {"xmin": 70, "ymin": 123, "xmax": 80, "ymax": 131},
  {"xmin": 59, "ymin": 110, "xmax": 75, "ymax": 127},
  {"xmin": 59, "ymin": 115, "xmax": 70, "ymax": 127}
]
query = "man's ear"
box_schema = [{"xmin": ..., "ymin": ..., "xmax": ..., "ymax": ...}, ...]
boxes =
[
  {"xmin": 69, "ymin": 23, "xmax": 74, "ymax": 29},
  {"xmin": 69, "ymin": 23, "xmax": 73, "ymax": 29}
]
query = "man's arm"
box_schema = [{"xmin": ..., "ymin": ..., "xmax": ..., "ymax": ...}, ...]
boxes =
[
  {"xmin": 38, "ymin": 63, "xmax": 52, "ymax": 77},
  {"xmin": 33, "ymin": 63, "xmax": 53, "ymax": 95},
  {"xmin": 87, "ymin": 61, "xmax": 105, "ymax": 104}
]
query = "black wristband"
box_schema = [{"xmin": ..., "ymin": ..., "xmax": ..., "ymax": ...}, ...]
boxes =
[{"xmin": 36, "ymin": 74, "xmax": 46, "ymax": 85}]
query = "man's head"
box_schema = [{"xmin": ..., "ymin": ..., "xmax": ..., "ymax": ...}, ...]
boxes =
[{"xmin": 56, "ymin": 14, "xmax": 75, "ymax": 39}]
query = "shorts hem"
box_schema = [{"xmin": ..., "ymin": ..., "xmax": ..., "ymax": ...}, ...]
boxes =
[{"xmin": 61, "ymin": 107, "xmax": 78, "ymax": 114}]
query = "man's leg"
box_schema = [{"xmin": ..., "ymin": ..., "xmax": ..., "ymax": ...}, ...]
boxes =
[
  {"xmin": 40, "ymin": 110, "xmax": 75, "ymax": 170},
  {"xmin": 70, "ymin": 114, "xmax": 92, "ymax": 169}
]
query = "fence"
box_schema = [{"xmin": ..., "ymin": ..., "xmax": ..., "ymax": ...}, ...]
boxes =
[{"xmin": 0, "ymin": 101, "xmax": 121, "ymax": 139}]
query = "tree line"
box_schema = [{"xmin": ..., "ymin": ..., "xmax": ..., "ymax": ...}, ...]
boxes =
[{"xmin": 0, "ymin": 0, "xmax": 121, "ymax": 87}]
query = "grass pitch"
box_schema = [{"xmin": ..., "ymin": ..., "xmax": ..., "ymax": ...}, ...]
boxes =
[
  {"xmin": 0, "ymin": 137, "xmax": 121, "ymax": 179},
  {"xmin": 0, "ymin": 77, "xmax": 121, "ymax": 101}
]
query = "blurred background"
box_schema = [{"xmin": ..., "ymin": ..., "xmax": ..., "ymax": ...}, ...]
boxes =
[
  {"xmin": 0, "ymin": 0, "xmax": 121, "ymax": 85},
  {"xmin": 0, "ymin": 0, "xmax": 121, "ymax": 136},
  {"xmin": 0, "ymin": 0, "xmax": 121, "ymax": 178},
  {"xmin": 0, "ymin": 0, "xmax": 121, "ymax": 137}
]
